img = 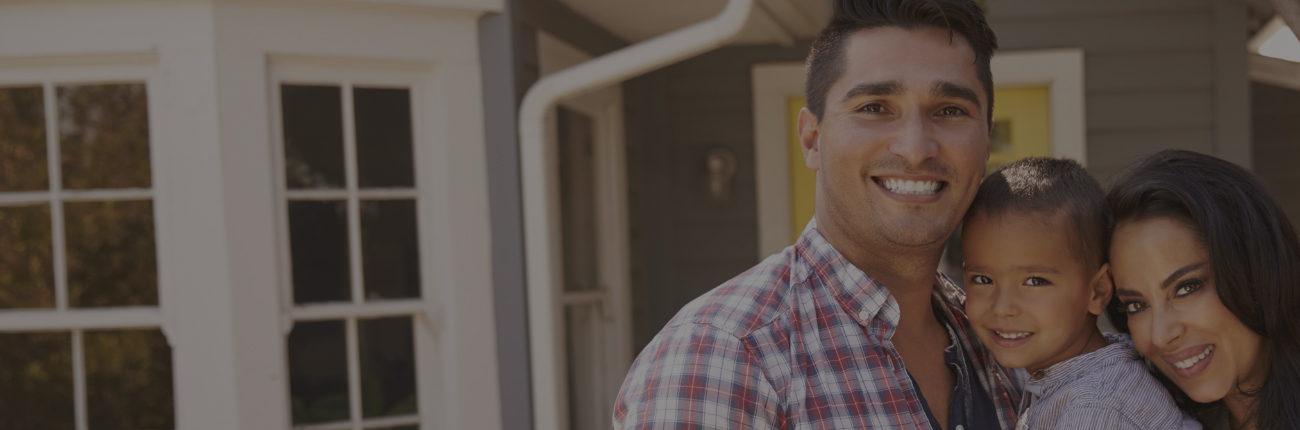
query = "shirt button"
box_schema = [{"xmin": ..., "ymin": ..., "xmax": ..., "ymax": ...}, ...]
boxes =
[{"xmin": 858, "ymin": 310, "xmax": 869, "ymax": 320}]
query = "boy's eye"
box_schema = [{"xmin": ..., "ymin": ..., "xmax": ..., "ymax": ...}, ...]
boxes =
[
  {"xmin": 1175, "ymin": 280, "xmax": 1203, "ymax": 297},
  {"xmin": 861, "ymin": 103, "xmax": 885, "ymax": 113},
  {"xmin": 970, "ymin": 275, "xmax": 992, "ymax": 285},
  {"xmin": 1024, "ymin": 277, "xmax": 1050, "ymax": 286},
  {"xmin": 1124, "ymin": 301, "xmax": 1147, "ymax": 314}
]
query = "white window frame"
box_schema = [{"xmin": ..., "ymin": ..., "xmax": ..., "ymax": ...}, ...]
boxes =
[
  {"xmin": 268, "ymin": 55, "xmax": 448, "ymax": 430},
  {"xmin": 0, "ymin": 53, "xmax": 169, "ymax": 430},
  {"xmin": 751, "ymin": 49, "xmax": 1087, "ymax": 257}
]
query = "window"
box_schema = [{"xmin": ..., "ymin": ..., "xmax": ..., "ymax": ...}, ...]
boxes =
[
  {"xmin": 273, "ymin": 66, "xmax": 434, "ymax": 430},
  {"xmin": 0, "ymin": 81, "xmax": 173, "ymax": 429}
]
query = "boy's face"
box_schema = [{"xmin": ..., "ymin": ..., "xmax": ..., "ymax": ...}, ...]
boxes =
[{"xmin": 962, "ymin": 210, "xmax": 1111, "ymax": 372}]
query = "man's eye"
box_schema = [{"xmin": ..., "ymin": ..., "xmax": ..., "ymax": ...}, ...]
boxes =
[
  {"xmin": 1024, "ymin": 277, "xmax": 1050, "ymax": 286},
  {"xmin": 861, "ymin": 103, "xmax": 884, "ymax": 113},
  {"xmin": 970, "ymin": 275, "xmax": 992, "ymax": 284},
  {"xmin": 1175, "ymin": 280, "xmax": 1203, "ymax": 297},
  {"xmin": 1124, "ymin": 301, "xmax": 1147, "ymax": 314},
  {"xmin": 938, "ymin": 106, "xmax": 967, "ymax": 116}
]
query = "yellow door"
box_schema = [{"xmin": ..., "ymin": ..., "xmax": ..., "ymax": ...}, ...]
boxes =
[{"xmin": 785, "ymin": 87, "xmax": 1052, "ymax": 244}]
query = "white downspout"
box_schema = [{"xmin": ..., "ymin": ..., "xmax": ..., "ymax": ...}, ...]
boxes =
[{"xmin": 518, "ymin": 0, "xmax": 756, "ymax": 428}]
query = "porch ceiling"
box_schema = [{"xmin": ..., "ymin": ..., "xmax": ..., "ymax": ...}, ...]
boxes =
[{"xmin": 556, "ymin": 0, "xmax": 831, "ymax": 45}]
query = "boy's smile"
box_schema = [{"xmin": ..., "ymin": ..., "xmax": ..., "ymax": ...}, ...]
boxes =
[{"xmin": 962, "ymin": 210, "xmax": 1112, "ymax": 373}]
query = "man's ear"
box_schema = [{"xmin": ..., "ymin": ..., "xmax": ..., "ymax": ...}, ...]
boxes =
[
  {"xmin": 797, "ymin": 107, "xmax": 821, "ymax": 172},
  {"xmin": 1088, "ymin": 263, "xmax": 1114, "ymax": 316}
]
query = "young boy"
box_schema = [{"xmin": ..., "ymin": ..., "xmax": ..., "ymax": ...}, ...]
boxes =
[{"xmin": 961, "ymin": 157, "xmax": 1199, "ymax": 430}]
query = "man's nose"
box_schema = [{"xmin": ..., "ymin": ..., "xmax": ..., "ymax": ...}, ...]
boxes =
[{"xmin": 888, "ymin": 110, "xmax": 939, "ymax": 166}]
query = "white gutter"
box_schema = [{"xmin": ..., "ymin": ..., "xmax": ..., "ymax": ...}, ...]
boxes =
[{"xmin": 518, "ymin": 0, "xmax": 756, "ymax": 428}]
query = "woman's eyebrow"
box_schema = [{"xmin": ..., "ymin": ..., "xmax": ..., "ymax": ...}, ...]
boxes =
[
  {"xmin": 1115, "ymin": 288, "xmax": 1141, "ymax": 298},
  {"xmin": 1161, "ymin": 262, "xmax": 1206, "ymax": 289}
]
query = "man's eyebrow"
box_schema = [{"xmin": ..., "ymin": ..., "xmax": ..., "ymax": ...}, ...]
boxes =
[
  {"xmin": 841, "ymin": 80, "xmax": 902, "ymax": 102},
  {"xmin": 932, "ymin": 81, "xmax": 982, "ymax": 109}
]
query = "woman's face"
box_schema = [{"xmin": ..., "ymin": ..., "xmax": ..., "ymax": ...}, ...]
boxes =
[{"xmin": 1110, "ymin": 217, "xmax": 1267, "ymax": 403}]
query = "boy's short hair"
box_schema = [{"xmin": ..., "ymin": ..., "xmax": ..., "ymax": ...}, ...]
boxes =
[{"xmin": 965, "ymin": 157, "xmax": 1109, "ymax": 269}]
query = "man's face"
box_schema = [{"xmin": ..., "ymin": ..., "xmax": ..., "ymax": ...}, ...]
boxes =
[{"xmin": 800, "ymin": 27, "xmax": 990, "ymax": 250}]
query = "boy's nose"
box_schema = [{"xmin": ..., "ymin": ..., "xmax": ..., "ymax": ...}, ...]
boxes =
[{"xmin": 991, "ymin": 287, "xmax": 1019, "ymax": 317}]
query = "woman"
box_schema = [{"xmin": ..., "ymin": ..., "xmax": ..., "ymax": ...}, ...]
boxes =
[{"xmin": 1105, "ymin": 149, "xmax": 1300, "ymax": 430}]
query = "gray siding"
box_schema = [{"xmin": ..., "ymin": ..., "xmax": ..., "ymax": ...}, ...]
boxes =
[
  {"xmin": 624, "ymin": 43, "xmax": 810, "ymax": 353},
  {"xmin": 986, "ymin": 0, "xmax": 1251, "ymax": 180},
  {"xmin": 1252, "ymin": 82, "xmax": 1300, "ymax": 226}
]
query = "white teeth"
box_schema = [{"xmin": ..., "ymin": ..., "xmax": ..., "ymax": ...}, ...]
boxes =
[
  {"xmin": 1174, "ymin": 345, "xmax": 1215, "ymax": 369},
  {"xmin": 881, "ymin": 178, "xmax": 940, "ymax": 195},
  {"xmin": 995, "ymin": 331, "xmax": 1032, "ymax": 339}
]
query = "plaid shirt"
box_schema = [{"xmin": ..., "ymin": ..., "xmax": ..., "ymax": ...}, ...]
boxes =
[{"xmin": 613, "ymin": 221, "xmax": 1021, "ymax": 429}]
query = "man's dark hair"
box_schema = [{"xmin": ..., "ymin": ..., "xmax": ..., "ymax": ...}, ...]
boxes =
[
  {"xmin": 964, "ymin": 157, "xmax": 1109, "ymax": 270},
  {"xmin": 805, "ymin": 0, "xmax": 998, "ymax": 123}
]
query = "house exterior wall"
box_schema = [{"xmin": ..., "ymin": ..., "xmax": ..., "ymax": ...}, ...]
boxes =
[
  {"xmin": 985, "ymin": 0, "xmax": 1252, "ymax": 179},
  {"xmin": 0, "ymin": 1, "xmax": 502, "ymax": 428},
  {"xmin": 1252, "ymin": 81, "xmax": 1300, "ymax": 227},
  {"xmin": 623, "ymin": 43, "xmax": 810, "ymax": 353}
]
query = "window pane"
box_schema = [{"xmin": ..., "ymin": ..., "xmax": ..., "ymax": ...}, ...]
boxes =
[
  {"xmin": 361, "ymin": 200, "xmax": 419, "ymax": 300},
  {"xmin": 0, "ymin": 332, "xmax": 73, "ymax": 429},
  {"xmin": 565, "ymin": 303, "xmax": 604, "ymax": 430},
  {"xmin": 65, "ymin": 200, "xmax": 158, "ymax": 308},
  {"xmin": 84, "ymin": 329, "xmax": 175, "ymax": 429},
  {"xmin": 58, "ymin": 83, "xmax": 151, "ymax": 190},
  {"xmin": 359, "ymin": 316, "xmax": 416, "ymax": 418},
  {"xmin": 0, "ymin": 204, "xmax": 55, "ymax": 309},
  {"xmin": 557, "ymin": 107, "xmax": 598, "ymax": 292},
  {"xmin": 354, "ymin": 87, "xmax": 415, "ymax": 188},
  {"xmin": 289, "ymin": 320, "xmax": 349, "ymax": 424},
  {"xmin": 0, "ymin": 86, "xmax": 49, "ymax": 191},
  {"xmin": 289, "ymin": 200, "xmax": 351, "ymax": 303},
  {"xmin": 282, "ymin": 85, "xmax": 345, "ymax": 189}
]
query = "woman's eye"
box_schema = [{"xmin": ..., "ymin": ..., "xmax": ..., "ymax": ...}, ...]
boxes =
[
  {"xmin": 970, "ymin": 275, "xmax": 992, "ymax": 284},
  {"xmin": 1175, "ymin": 280, "xmax": 1203, "ymax": 297},
  {"xmin": 1024, "ymin": 277, "xmax": 1050, "ymax": 286},
  {"xmin": 1124, "ymin": 301, "xmax": 1147, "ymax": 314},
  {"xmin": 938, "ymin": 106, "xmax": 967, "ymax": 116},
  {"xmin": 861, "ymin": 103, "xmax": 885, "ymax": 113}
]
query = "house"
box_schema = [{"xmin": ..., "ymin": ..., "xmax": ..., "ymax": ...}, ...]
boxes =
[{"xmin": 0, "ymin": 0, "xmax": 1295, "ymax": 429}]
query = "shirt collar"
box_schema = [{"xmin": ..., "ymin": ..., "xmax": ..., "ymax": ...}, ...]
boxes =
[
  {"xmin": 1024, "ymin": 333, "xmax": 1140, "ymax": 399},
  {"xmin": 795, "ymin": 219, "xmax": 899, "ymax": 328}
]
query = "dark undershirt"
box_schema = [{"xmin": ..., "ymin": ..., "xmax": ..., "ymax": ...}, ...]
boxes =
[{"xmin": 906, "ymin": 305, "xmax": 1002, "ymax": 430}]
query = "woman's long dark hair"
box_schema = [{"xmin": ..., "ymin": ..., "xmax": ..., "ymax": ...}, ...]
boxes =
[{"xmin": 1107, "ymin": 150, "xmax": 1300, "ymax": 429}]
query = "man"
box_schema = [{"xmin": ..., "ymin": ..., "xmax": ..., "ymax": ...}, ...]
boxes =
[{"xmin": 613, "ymin": 0, "xmax": 1018, "ymax": 429}]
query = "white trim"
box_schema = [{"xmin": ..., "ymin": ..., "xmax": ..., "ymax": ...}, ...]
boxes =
[
  {"xmin": 1249, "ymin": 53, "xmax": 1300, "ymax": 91},
  {"xmin": 752, "ymin": 49, "xmax": 1088, "ymax": 257},
  {"xmin": 291, "ymin": 414, "xmax": 421, "ymax": 430},
  {"xmin": 72, "ymin": 329, "xmax": 88, "ymax": 430},
  {"xmin": 988, "ymin": 49, "xmax": 1088, "ymax": 165},
  {"xmin": 288, "ymin": 299, "xmax": 429, "ymax": 322},
  {"xmin": 751, "ymin": 63, "xmax": 803, "ymax": 259},
  {"xmin": 0, "ymin": 307, "xmax": 163, "ymax": 332}
]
